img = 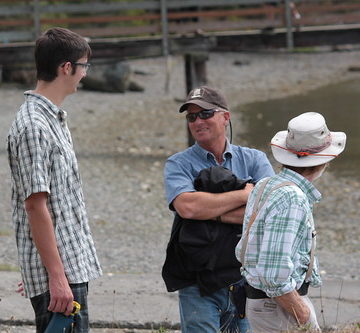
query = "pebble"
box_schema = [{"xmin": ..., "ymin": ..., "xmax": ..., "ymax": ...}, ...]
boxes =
[{"xmin": 0, "ymin": 51, "xmax": 359, "ymax": 281}]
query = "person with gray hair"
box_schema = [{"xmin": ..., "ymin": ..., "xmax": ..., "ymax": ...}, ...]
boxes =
[{"xmin": 235, "ymin": 112, "xmax": 346, "ymax": 332}]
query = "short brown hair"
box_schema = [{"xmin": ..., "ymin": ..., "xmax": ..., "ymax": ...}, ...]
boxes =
[{"xmin": 35, "ymin": 27, "xmax": 91, "ymax": 82}]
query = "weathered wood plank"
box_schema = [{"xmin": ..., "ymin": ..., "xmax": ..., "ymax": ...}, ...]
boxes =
[
  {"xmin": 1, "ymin": 0, "xmax": 359, "ymax": 45},
  {"xmin": 73, "ymin": 25, "xmax": 161, "ymax": 39},
  {"xmin": 0, "ymin": 19, "xmax": 33, "ymax": 27},
  {"xmin": 167, "ymin": 7, "xmax": 282, "ymax": 20},
  {"xmin": 0, "ymin": 31, "xmax": 34, "ymax": 43},
  {"xmin": 165, "ymin": 0, "xmax": 282, "ymax": 8},
  {"xmin": 0, "ymin": 4, "xmax": 33, "ymax": 16},
  {"xmin": 167, "ymin": 19, "xmax": 283, "ymax": 35},
  {"xmin": 299, "ymin": 13, "xmax": 360, "ymax": 26},
  {"xmin": 298, "ymin": 3, "xmax": 360, "ymax": 13},
  {"xmin": 38, "ymin": 1, "xmax": 161, "ymax": 14},
  {"xmin": 4, "ymin": 7, "xmax": 282, "ymax": 27},
  {"xmin": 41, "ymin": 13, "xmax": 161, "ymax": 25}
]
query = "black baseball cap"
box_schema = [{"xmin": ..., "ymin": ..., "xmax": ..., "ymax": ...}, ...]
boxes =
[{"xmin": 179, "ymin": 86, "xmax": 229, "ymax": 113}]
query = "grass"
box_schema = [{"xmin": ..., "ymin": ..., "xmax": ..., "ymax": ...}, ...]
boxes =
[
  {"xmin": 0, "ymin": 263, "xmax": 19, "ymax": 272},
  {"xmin": 292, "ymin": 46, "xmax": 320, "ymax": 53},
  {"xmin": 150, "ymin": 322, "xmax": 360, "ymax": 332},
  {"xmin": 0, "ymin": 229, "xmax": 11, "ymax": 236}
]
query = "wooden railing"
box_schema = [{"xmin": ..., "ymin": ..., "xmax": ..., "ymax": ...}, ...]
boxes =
[{"xmin": 1, "ymin": 0, "xmax": 360, "ymax": 47}]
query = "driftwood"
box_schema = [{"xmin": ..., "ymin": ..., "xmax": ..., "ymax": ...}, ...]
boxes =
[{"xmin": 81, "ymin": 61, "xmax": 144, "ymax": 93}]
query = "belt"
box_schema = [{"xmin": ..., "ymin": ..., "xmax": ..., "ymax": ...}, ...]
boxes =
[{"xmin": 245, "ymin": 281, "xmax": 309, "ymax": 299}]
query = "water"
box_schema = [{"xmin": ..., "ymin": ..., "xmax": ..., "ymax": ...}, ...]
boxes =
[{"xmin": 234, "ymin": 79, "xmax": 360, "ymax": 179}]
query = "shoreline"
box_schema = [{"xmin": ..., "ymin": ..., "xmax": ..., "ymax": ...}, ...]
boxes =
[{"xmin": 0, "ymin": 50, "xmax": 359, "ymax": 280}]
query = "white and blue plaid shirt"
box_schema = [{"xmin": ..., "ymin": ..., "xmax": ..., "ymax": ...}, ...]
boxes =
[
  {"xmin": 7, "ymin": 91, "xmax": 102, "ymax": 298},
  {"xmin": 235, "ymin": 168, "xmax": 322, "ymax": 297}
]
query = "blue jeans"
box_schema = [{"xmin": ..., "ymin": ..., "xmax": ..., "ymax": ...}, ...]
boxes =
[
  {"xmin": 179, "ymin": 285, "xmax": 252, "ymax": 333},
  {"xmin": 30, "ymin": 282, "xmax": 89, "ymax": 333}
]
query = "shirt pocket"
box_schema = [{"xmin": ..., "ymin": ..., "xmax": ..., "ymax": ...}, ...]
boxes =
[{"xmin": 50, "ymin": 145, "xmax": 76, "ymax": 189}]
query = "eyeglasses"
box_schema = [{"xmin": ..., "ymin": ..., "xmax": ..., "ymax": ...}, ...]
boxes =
[
  {"xmin": 72, "ymin": 62, "xmax": 91, "ymax": 73},
  {"xmin": 185, "ymin": 109, "xmax": 223, "ymax": 123}
]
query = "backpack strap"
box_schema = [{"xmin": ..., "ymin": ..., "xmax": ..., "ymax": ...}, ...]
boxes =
[
  {"xmin": 239, "ymin": 179, "xmax": 294, "ymax": 265},
  {"xmin": 305, "ymin": 230, "xmax": 317, "ymax": 282}
]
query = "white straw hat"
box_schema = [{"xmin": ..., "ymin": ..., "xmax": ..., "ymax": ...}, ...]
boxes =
[{"xmin": 271, "ymin": 112, "xmax": 346, "ymax": 167}]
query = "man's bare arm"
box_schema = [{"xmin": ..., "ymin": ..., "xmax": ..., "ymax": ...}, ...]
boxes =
[
  {"xmin": 25, "ymin": 192, "xmax": 74, "ymax": 315},
  {"xmin": 173, "ymin": 183, "xmax": 254, "ymax": 220},
  {"xmin": 219, "ymin": 206, "xmax": 246, "ymax": 225},
  {"xmin": 275, "ymin": 290, "xmax": 310, "ymax": 325}
]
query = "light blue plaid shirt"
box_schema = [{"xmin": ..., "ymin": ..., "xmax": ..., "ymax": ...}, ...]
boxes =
[{"xmin": 235, "ymin": 168, "xmax": 322, "ymax": 297}]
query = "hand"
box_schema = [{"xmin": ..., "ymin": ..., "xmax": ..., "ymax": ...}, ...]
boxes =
[
  {"xmin": 275, "ymin": 290, "xmax": 311, "ymax": 326},
  {"xmin": 297, "ymin": 305, "xmax": 311, "ymax": 326},
  {"xmin": 48, "ymin": 274, "xmax": 74, "ymax": 316},
  {"xmin": 242, "ymin": 183, "xmax": 254, "ymax": 201},
  {"xmin": 16, "ymin": 281, "xmax": 25, "ymax": 297}
]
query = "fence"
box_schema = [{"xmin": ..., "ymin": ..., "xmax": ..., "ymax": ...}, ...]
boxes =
[{"xmin": 1, "ymin": 0, "xmax": 360, "ymax": 50}]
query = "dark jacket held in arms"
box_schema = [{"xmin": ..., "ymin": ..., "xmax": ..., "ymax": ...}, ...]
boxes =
[{"xmin": 162, "ymin": 166, "xmax": 251, "ymax": 296}]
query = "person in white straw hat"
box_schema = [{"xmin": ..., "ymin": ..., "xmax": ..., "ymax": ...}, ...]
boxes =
[
  {"xmin": 235, "ymin": 112, "xmax": 346, "ymax": 333},
  {"xmin": 271, "ymin": 112, "xmax": 346, "ymax": 167}
]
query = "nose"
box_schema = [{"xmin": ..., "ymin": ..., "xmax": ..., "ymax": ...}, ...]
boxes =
[{"xmin": 82, "ymin": 69, "xmax": 87, "ymax": 78}]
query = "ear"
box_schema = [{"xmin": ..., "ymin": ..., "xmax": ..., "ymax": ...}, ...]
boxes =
[
  {"xmin": 224, "ymin": 111, "xmax": 230, "ymax": 126},
  {"xmin": 59, "ymin": 62, "xmax": 71, "ymax": 76}
]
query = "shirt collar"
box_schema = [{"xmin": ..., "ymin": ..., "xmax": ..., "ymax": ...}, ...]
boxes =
[
  {"xmin": 193, "ymin": 139, "xmax": 233, "ymax": 163},
  {"xmin": 278, "ymin": 167, "xmax": 322, "ymax": 204},
  {"xmin": 24, "ymin": 91, "xmax": 67, "ymax": 125}
]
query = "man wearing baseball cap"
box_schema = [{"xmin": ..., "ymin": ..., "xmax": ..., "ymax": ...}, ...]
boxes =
[
  {"xmin": 236, "ymin": 112, "xmax": 346, "ymax": 332},
  {"xmin": 163, "ymin": 86, "xmax": 274, "ymax": 332}
]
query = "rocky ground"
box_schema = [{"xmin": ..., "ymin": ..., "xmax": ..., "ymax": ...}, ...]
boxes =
[
  {"xmin": 0, "ymin": 49, "xmax": 360, "ymax": 285},
  {"xmin": 0, "ymin": 326, "xmax": 179, "ymax": 333}
]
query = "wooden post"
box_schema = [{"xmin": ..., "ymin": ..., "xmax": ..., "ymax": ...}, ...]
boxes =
[
  {"xmin": 285, "ymin": 0, "xmax": 294, "ymax": 50},
  {"xmin": 160, "ymin": 0, "xmax": 171, "ymax": 92},
  {"xmin": 33, "ymin": 0, "xmax": 41, "ymax": 39},
  {"xmin": 160, "ymin": 0, "xmax": 169, "ymax": 58},
  {"xmin": 184, "ymin": 52, "xmax": 209, "ymax": 146}
]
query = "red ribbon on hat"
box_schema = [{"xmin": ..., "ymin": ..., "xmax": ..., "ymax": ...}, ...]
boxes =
[{"xmin": 270, "ymin": 143, "xmax": 338, "ymax": 158}]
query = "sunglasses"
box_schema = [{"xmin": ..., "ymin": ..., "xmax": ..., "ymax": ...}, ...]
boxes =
[{"xmin": 185, "ymin": 109, "xmax": 223, "ymax": 123}]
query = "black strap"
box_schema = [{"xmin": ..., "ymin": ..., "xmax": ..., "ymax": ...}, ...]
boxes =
[{"xmin": 245, "ymin": 282, "xmax": 309, "ymax": 299}]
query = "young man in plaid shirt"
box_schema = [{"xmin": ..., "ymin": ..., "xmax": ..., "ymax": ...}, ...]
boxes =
[{"xmin": 7, "ymin": 27, "xmax": 102, "ymax": 332}]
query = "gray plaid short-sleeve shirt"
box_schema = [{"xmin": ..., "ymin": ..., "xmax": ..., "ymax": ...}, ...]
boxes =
[{"xmin": 7, "ymin": 91, "xmax": 102, "ymax": 298}]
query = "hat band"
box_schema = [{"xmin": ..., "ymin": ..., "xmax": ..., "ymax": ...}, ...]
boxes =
[
  {"xmin": 270, "ymin": 143, "xmax": 338, "ymax": 158},
  {"xmin": 285, "ymin": 133, "xmax": 332, "ymax": 154}
]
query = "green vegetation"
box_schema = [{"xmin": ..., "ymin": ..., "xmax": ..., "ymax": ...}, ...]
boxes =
[
  {"xmin": 0, "ymin": 263, "xmax": 19, "ymax": 272},
  {"xmin": 153, "ymin": 328, "xmax": 168, "ymax": 333},
  {"xmin": 0, "ymin": 229, "xmax": 11, "ymax": 236}
]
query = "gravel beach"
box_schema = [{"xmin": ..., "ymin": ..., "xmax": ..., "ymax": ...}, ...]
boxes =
[{"xmin": 0, "ymin": 50, "xmax": 359, "ymax": 285}]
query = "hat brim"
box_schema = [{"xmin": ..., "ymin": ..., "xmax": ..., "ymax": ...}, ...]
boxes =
[
  {"xmin": 271, "ymin": 130, "xmax": 347, "ymax": 167},
  {"xmin": 179, "ymin": 99, "xmax": 224, "ymax": 113}
]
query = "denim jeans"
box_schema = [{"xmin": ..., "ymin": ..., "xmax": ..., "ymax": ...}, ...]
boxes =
[
  {"xmin": 30, "ymin": 282, "xmax": 89, "ymax": 333},
  {"xmin": 179, "ymin": 285, "xmax": 252, "ymax": 333}
]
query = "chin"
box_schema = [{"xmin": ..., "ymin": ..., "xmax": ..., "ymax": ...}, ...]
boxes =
[{"xmin": 195, "ymin": 137, "xmax": 212, "ymax": 146}]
